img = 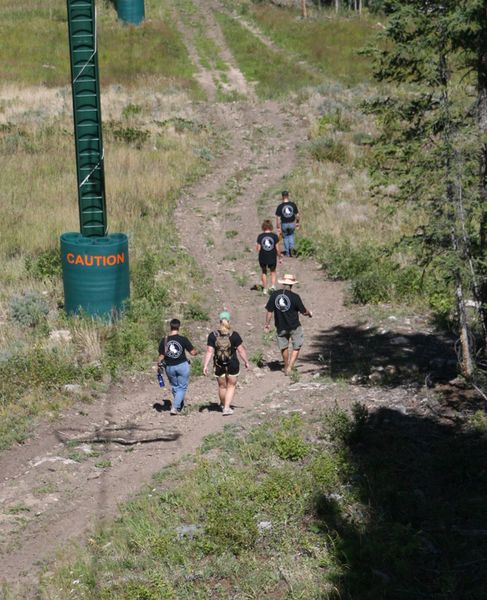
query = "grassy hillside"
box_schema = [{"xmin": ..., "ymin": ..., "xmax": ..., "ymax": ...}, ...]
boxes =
[
  {"xmin": 0, "ymin": 0, "xmax": 202, "ymax": 94},
  {"xmin": 41, "ymin": 407, "xmax": 487, "ymax": 600}
]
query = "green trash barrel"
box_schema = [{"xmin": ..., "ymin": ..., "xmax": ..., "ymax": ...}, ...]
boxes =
[
  {"xmin": 61, "ymin": 232, "xmax": 130, "ymax": 317},
  {"xmin": 117, "ymin": 0, "xmax": 145, "ymax": 25}
]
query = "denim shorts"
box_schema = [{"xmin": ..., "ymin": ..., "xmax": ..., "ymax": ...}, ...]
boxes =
[{"xmin": 276, "ymin": 325, "xmax": 304, "ymax": 350}]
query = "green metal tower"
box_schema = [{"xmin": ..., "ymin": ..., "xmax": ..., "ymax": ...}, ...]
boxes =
[
  {"xmin": 66, "ymin": 0, "xmax": 107, "ymax": 237},
  {"xmin": 62, "ymin": 0, "xmax": 130, "ymax": 317}
]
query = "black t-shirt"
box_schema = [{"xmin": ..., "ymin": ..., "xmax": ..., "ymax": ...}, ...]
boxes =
[
  {"xmin": 265, "ymin": 289, "xmax": 306, "ymax": 331},
  {"xmin": 207, "ymin": 330, "xmax": 243, "ymax": 370},
  {"xmin": 257, "ymin": 232, "xmax": 279, "ymax": 265},
  {"xmin": 159, "ymin": 334, "xmax": 194, "ymax": 366},
  {"xmin": 275, "ymin": 201, "xmax": 299, "ymax": 224}
]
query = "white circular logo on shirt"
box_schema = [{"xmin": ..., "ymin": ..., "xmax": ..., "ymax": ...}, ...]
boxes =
[
  {"xmin": 166, "ymin": 341, "xmax": 183, "ymax": 359},
  {"xmin": 275, "ymin": 293, "xmax": 291, "ymax": 312},
  {"xmin": 262, "ymin": 236, "xmax": 275, "ymax": 251},
  {"xmin": 282, "ymin": 205, "xmax": 294, "ymax": 218}
]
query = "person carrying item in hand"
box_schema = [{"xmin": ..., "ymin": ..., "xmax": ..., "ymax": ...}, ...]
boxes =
[
  {"xmin": 203, "ymin": 311, "xmax": 250, "ymax": 416},
  {"xmin": 275, "ymin": 190, "xmax": 300, "ymax": 257},
  {"xmin": 264, "ymin": 274, "xmax": 312, "ymax": 375},
  {"xmin": 256, "ymin": 219, "xmax": 282, "ymax": 294},
  {"xmin": 158, "ymin": 318, "xmax": 197, "ymax": 415}
]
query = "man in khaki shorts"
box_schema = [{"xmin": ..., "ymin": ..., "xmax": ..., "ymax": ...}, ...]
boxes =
[{"xmin": 264, "ymin": 274, "xmax": 312, "ymax": 375}]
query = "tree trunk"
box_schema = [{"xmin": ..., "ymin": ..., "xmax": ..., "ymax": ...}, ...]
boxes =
[
  {"xmin": 456, "ymin": 271, "xmax": 475, "ymax": 377},
  {"xmin": 477, "ymin": 43, "xmax": 487, "ymax": 349},
  {"xmin": 301, "ymin": 0, "xmax": 307, "ymax": 18},
  {"xmin": 335, "ymin": 0, "xmax": 340, "ymax": 13}
]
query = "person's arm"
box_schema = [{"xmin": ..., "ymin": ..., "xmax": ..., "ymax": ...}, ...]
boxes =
[
  {"xmin": 256, "ymin": 243, "xmax": 261, "ymax": 253},
  {"xmin": 297, "ymin": 297, "xmax": 312, "ymax": 318},
  {"xmin": 264, "ymin": 310, "xmax": 273, "ymax": 331},
  {"xmin": 185, "ymin": 338, "xmax": 198, "ymax": 356},
  {"xmin": 275, "ymin": 206, "xmax": 281, "ymax": 232},
  {"xmin": 276, "ymin": 235, "xmax": 283, "ymax": 263},
  {"xmin": 203, "ymin": 346, "xmax": 214, "ymax": 376},
  {"xmin": 236, "ymin": 344, "xmax": 250, "ymax": 369},
  {"xmin": 158, "ymin": 338, "xmax": 166, "ymax": 363}
]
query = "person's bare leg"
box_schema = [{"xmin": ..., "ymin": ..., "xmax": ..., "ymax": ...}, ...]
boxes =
[
  {"xmin": 281, "ymin": 347, "xmax": 289, "ymax": 373},
  {"xmin": 261, "ymin": 271, "xmax": 267, "ymax": 290},
  {"xmin": 217, "ymin": 377, "xmax": 227, "ymax": 407},
  {"xmin": 270, "ymin": 268, "xmax": 277, "ymax": 288},
  {"xmin": 287, "ymin": 349, "xmax": 300, "ymax": 373},
  {"xmin": 224, "ymin": 376, "xmax": 237, "ymax": 410}
]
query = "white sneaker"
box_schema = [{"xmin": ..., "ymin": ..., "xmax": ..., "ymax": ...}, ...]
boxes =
[{"xmin": 222, "ymin": 407, "xmax": 234, "ymax": 416}]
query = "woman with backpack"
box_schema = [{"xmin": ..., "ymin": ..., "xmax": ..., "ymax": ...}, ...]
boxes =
[{"xmin": 203, "ymin": 311, "xmax": 250, "ymax": 415}]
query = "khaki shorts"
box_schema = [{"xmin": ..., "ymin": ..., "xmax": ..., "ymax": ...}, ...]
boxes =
[{"xmin": 276, "ymin": 326, "xmax": 304, "ymax": 351}]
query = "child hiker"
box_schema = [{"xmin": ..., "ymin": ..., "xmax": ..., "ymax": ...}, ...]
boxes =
[{"xmin": 256, "ymin": 219, "xmax": 282, "ymax": 294}]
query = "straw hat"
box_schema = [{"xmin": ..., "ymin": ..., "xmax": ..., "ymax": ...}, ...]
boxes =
[{"xmin": 278, "ymin": 274, "xmax": 298, "ymax": 286}]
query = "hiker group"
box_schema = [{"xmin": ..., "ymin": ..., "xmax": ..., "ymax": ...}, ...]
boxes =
[{"xmin": 157, "ymin": 190, "xmax": 312, "ymax": 416}]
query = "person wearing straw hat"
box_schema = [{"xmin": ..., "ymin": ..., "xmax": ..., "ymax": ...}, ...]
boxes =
[
  {"xmin": 264, "ymin": 274, "xmax": 312, "ymax": 375},
  {"xmin": 203, "ymin": 311, "xmax": 250, "ymax": 415}
]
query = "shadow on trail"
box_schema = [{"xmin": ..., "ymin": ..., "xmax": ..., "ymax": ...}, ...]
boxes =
[
  {"xmin": 318, "ymin": 407, "xmax": 487, "ymax": 600},
  {"xmin": 307, "ymin": 323, "xmax": 457, "ymax": 385}
]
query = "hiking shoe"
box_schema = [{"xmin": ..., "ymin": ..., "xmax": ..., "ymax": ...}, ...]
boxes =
[
  {"xmin": 269, "ymin": 285, "xmax": 276, "ymax": 292},
  {"xmin": 222, "ymin": 407, "xmax": 234, "ymax": 416},
  {"xmin": 170, "ymin": 407, "xmax": 178, "ymax": 415}
]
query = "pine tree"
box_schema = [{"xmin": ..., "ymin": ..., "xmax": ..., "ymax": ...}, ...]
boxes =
[{"xmin": 365, "ymin": 0, "xmax": 478, "ymax": 374}]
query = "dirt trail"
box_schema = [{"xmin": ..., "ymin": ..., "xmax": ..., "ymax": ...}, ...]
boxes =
[{"xmin": 0, "ymin": 1, "xmax": 348, "ymax": 595}]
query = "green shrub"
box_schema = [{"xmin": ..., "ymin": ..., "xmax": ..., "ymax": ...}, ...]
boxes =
[
  {"xmin": 25, "ymin": 248, "xmax": 62, "ymax": 279},
  {"xmin": 308, "ymin": 137, "xmax": 348, "ymax": 164},
  {"xmin": 350, "ymin": 267, "xmax": 393, "ymax": 304},
  {"xmin": 122, "ymin": 103, "xmax": 143, "ymax": 119},
  {"xmin": 294, "ymin": 236, "xmax": 316, "ymax": 258},
  {"xmin": 9, "ymin": 291, "xmax": 49, "ymax": 327},
  {"xmin": 322, "ymin": 403, "xmax": 368, "ymax": 446},
  {"xmin": 190, "ymin": 357, "xmax": 203, "ymax": 378},
  {"xmin": 104, "ymin": 320, "xmax": 150, "ymax": 372},
  {"xmin": 318, "ymin": 109, "xmax": 352, "ymax": 133},
  {"xmin": 183, "ymin": 303, "xmax": 209, "ymax": 321},
  {"xmin": 0, "ymin": 349, "xmax": 79, "ymax": 407},
  {"xmin": 273, "ymin": 414, "xmax": 309, "ymax": 461},
  {"xmin": 321, "ymin": 239, "xmax": 382, "ymax": 281}
]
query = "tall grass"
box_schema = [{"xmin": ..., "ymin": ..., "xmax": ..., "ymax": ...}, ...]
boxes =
[
  {"xmin": 215, "ymin": 11, "xmax": 320, "ymax": 99},
  {"xmin": 230, "ymin": 2, "xmax": 376, "ymax": 85}
]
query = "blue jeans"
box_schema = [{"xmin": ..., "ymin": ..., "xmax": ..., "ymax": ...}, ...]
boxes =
[
  {"xmin": 281, "ymin": 223, "xmax": 296, "ymax": 255},
  {"xmin": 165, "ymin": 361, "xmax": 190, "ymax": 410}
]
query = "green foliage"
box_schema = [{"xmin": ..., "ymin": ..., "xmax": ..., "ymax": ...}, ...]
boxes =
[
  {"xmin": 122, "ymin": 103, "xmax": 143, "ymax": 119},
  {"xmin": 25, "ymin": 248, "xmax": 62, "ymax": 279},
  {"xmin": 322, "ymin": 402, "xmax": 368, "ymax": 446},
  {"xmin": 104, "ymin": 320, "xmax": 150, "ymax": 372},
  {"xmin": 9, "ymin": 291, "xmax": 49, "ymax": 327},
  {"xmin": 0, "ymin": 349, "xmax": 79, "ymax": 408},
  {"xmin": 108, "ymin": 123, "xmax": 150, "ymax": 149},
  {"xmin": 183, "ymin": 303, "xmax": 209, "ymax": 321},
  {"xmin": 273, "ymin": 414, "xmax": 309, "ymax": 461},
  {"xmin": 294, "ymin": 236, "xmax": 316, "ymax": 258},
  {"xmin": 308, "ymin": 136, "xmax": 348, "ymax": 164},
  {"xmin": 190, "ymin": 357, "xmax": 203, "ymax": 378}
]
